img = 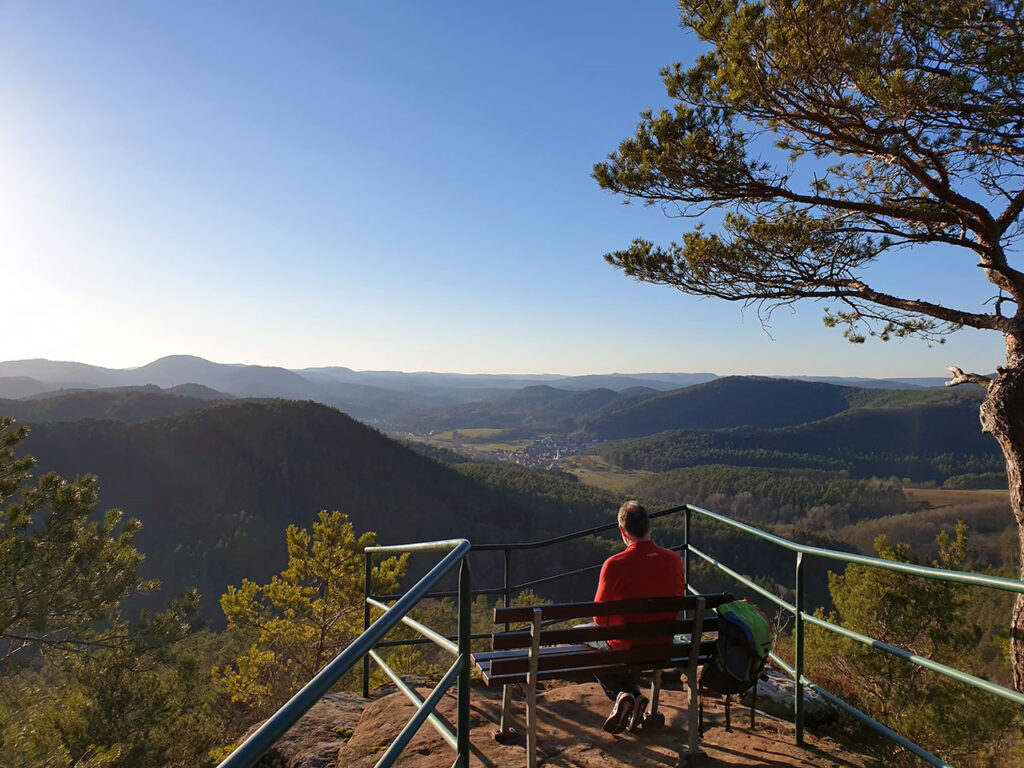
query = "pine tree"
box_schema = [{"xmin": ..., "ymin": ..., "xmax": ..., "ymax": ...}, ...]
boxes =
[{"xmin": 213, "ymin": 510, "xmax": 407, "ymax": 715}]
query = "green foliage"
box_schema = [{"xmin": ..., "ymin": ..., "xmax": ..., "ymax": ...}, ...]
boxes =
[
  {"xmin": 806, "ymin": 524, "xmax": 1020, "ymax": 765},
  {"xmin": 599, "ymin": 402, "xmax": 1002, "ymax": 483},
  {"xmin": 0, "ymin": 596, "xmax": 225, "ymax": 768},
  {"xmin": 454, "ymin": 461, "xmax": 619, "ymax": 529},
  {"xmin": 213, "ymin": 511, "xmax": 407, "ymax": 716},
  {"xmin": 636, "ymin": 464, "xmax": 910, "ymax": 527},
  {"xmin": 944, "ymin": 472, "xmax": 1008, "ymax": 490},
  {"xmin": 595, "ymin": 0, "xmax": 1023, "ymax": 343},
  {"xmin": 0, "ymin": 417, "xmax": 149, "ymax": 661},
  {"xmin": 389, "ymin": 385, "xmax": 622, "ymax": 434},
  {"xmin": 0, "ymin": 419, "xmax": 229, "ymax": 767},
  {"xmin": 828, "ymin": 496, "xmax": 1016, "ymax": 573}
]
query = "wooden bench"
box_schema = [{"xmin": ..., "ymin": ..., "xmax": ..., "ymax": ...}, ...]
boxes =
[{"xmin": 471, "ymin": 593, "xmax": 733, "ymax": 767}]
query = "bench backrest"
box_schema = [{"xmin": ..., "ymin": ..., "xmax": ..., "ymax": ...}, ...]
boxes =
[
  {"xmin": 476, "ymin": 593, "xmax": 733, "ymax": 684},
  {"xmin": 491, "ymin": 593, "xmax": 733, "ymax": 651}
]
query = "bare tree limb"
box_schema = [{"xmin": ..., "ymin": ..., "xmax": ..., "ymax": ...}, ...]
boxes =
[{"xmin": 945, "ymin": 366, "xmax": 992, "ymax": 389}]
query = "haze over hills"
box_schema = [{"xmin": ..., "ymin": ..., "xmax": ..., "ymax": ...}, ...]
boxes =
[
  {"xmin": 0, "ymin": 386, "xmax": 233, "ymax": 423},
  {"xmin": 0, "ymin": 357, "xmax": 1006, "ymax": 626},
  {"xmin": 19, "ymin": 399, "xmax": 620, "ymax": 622},
  {"xmin": 386, "ymin": 375, "xmax": 984, "ymax": 441},
  {"xmin": 580, "ymin": 376, "xmax": 866, "ymax": 439},
  {"xmin": 0, "ymin": 355, "xmax": 955, "ymax": 425}
]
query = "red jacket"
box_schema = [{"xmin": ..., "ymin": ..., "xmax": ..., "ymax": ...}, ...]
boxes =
[{"xmin": 594, "ymin": 540, "xmax": 686, "ymax": 649}]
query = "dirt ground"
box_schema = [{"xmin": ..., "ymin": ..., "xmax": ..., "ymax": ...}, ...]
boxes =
[{"xmin": 258, "ymin": 678, "xmax": 878, "ymax": 768}]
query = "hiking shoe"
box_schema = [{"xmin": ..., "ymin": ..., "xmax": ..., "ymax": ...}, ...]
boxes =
[
  {"xmin": 603, "ymin": 691, "xmax": 635, "ymax": 734},
  {"xmin": 629, "ymin": 693, "xmax": 649, "ymax": 732}
]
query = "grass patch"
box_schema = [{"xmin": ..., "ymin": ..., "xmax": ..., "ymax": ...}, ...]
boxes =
[
  {"xmin": 562, "ymin": 455, "xmax": 656, "ymax": 494},
  {"xmin": 433, "ymin": 427, "xmax": 505, "ymax": 440}
]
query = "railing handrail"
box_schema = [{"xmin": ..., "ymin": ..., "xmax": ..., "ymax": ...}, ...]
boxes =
[
  {"xmin": 469, "ymin": 505, "xmax": 685, "ymax": 551},
  {"xmin": 689, "ymin": 504, "xmax": 1024, "ymax": 594},
  {"xmin": 681, "ymin": 503, "xmax": 1024, "ymax": 768},
  {"xmin": 217, "ymin": 538, "xmax": 470, "ymax": 768}
]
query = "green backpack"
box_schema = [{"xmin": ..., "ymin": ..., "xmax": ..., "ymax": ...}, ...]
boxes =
[{"xmin": 701, "ymin": 599, "xmax": 773, "ymax": 695}]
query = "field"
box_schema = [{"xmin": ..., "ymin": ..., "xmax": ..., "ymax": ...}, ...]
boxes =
[
  {"xmin": 561, "ymin": 455, "xmax": 655, "ymax": 494},
  {"xmin": 406, "ymin": 430, "xmax": 528, "ymax": 457},
  {"xmin": 431, "ymin": 428, "xmax": 506, "ymax": 440}
]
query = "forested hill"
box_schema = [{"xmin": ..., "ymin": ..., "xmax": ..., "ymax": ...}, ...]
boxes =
[
  {"xmin": 0, "ymin": 385, "xmax": 231, "ymax": 422},
  {"xmin": 20, "ymin": 400, "xmax": 620, "ymax": 621},
  {"xmin": 599, "ymin": 400, "xmax": 1001, "ymax": 482},
  {"xmin": 580, "ymin": 376, "xmax": 967, "ymax": 440},
  {"xmin": 390, "ymin": 384, "xmax": 625, "ymax": 433},
  {"xmin": 388, "ymin": 375, "xmax": 983, "ymax": 440}
]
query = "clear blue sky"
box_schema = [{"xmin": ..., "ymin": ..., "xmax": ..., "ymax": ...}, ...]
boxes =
[{"xmin": 0, "ymin": 1, "xmax": 1006, "ymax": 377}]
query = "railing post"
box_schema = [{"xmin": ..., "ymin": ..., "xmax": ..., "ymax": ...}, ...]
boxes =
[
  {"xmin": 457, "ymin": 555, "xmax": 472, "ymax": 768},
  {"xmin": 684, "ymin": 506, "xmax": 691, "ymax": 589},
  {"xmin": 794, "ymin": 551, "xmax": 805, "ymax": 745},
  {"xmin": 503, "ymin": 547, "xmax": 511, "ymax": 632},
  {"xmin": 362, "ymin": 550, "xmax": 372, "ymax": 699}
]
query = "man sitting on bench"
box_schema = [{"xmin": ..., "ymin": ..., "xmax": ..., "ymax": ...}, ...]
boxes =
[{"xmin": 594, "ymin": 500, "xmax": 687, "ymax": 734}]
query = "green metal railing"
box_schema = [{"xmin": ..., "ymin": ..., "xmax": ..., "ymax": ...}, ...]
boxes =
[
  {"xmin": 680, "ymin": 503, "xmax": 1024, "ymax": 768},
  {"xmin": 365, "ymin": 503, "xmax": 1024, "ymax": 768},
  {"xmin": 217, "ymin": 538, "xmax": 472, "ymax": 768},
  {"xmin": 221, "ymin": 502, "xmax": 1024, "ymax": 768}
]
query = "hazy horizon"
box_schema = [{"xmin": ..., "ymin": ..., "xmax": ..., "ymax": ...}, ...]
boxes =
[{"xmin": 0, "ymin": 352, "xmax": 966, "ymax": 382}]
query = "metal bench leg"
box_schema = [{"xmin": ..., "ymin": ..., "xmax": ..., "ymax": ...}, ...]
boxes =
[
  {"xmin": 643, "ymin": 668, "xmax": 667, "ymax": 729},
  {"xmin": 491, "ymin": 684, "xmax": 517, "ymax": 742},
  {"xmin": 680, "ymin": 598, "xmax": 706, "ymax": 761},
  {"xmin": 686, "ymin": 669, "xmax": 701, "ymax": 755},
  {"xmin": 750, "ymin": 682, "xmax": 757, "ymax": 729},
  {"xmin": 698, "ymin": 691, "xmax": 704, "ymax": 736},
  {"xmin": 650, "ymin": 668, "xmax": 662, "ymax": 714},
  {"xmin": 526, "ymin": 608, "xmax": 541, "ymax": 768},
  {"xmin": 725, "ymin": 694, "xmax": 732, "ymax": 732}
]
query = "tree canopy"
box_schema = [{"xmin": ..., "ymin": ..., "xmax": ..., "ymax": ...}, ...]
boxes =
[
  {"xmin": 213, "ymin": 511, "xmax": 407, "ymax": 716},
  {"xmin": 806, "ymin": 525, "xmax": 1019, "ymax": 766},
  {"xmin": 595, "ymin": 0, "xmax": 1024, "ymax": 343},
  {"xmin": 0, "ymin": 417, "xmax": 148, "ymax": 661}
]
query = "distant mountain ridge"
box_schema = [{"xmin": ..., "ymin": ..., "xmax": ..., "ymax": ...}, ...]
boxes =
[
  {"xmin": 581, "ymin": 376, "xmax": 864, "ymax": 439},
  {"xmin": 0, "ymin": 386, "xmax": 233, "ymax": 423},
  {"xmin": 0, "ymin": 355, "xmax": 954, "ymax": 426},
  {"xmin": 385, "ymin": 374, "xmax": 980, "ymax": 439}
]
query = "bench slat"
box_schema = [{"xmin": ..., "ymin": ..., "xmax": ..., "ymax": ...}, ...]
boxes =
[
  {"xmin": 491, "ymin": 617, "xmax": 720, "ymax": 650},
  {"xmin": 475, "ymin": 647, "xmax": 716, "ymax": 687},
  {"xmin": 493, "ymin": 593, "xmax": 732, "ymax": 623},
  {"xmin": 489, "ymin": 640, "xmax": 714, "ymax": 677}
]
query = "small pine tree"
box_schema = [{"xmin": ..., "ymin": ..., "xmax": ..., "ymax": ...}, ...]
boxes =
[
  {"xmin": 213, "ymin": 511, "xmax": 407, "ymax": 716},
  {"xmin": 0, "ymin": 417, "xmax": 149, "ymax": 661},
  {"xmin": 806, "ymin": 523, "xmax": 1020, "ymax": 766}
]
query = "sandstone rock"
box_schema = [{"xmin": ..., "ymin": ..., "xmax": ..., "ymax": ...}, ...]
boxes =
[
  {"xmin": 232, "ymin": 676, "xmax": 868, "ymax": 768},
  {"xmin": 246, "ymin": 693, "xmax": 367, "ymax": 768},
  {"xmin": 740, "ymin": 668, "xmax": 838, "ymax": 726}
]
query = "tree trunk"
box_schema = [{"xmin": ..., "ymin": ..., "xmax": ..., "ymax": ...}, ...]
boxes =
[{"xmin": 978, "ymin": 336, "xmax": 1024, "ymax": 692}]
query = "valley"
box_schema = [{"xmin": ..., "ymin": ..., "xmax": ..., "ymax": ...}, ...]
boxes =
[
  {"xmin": 1, "ymin": 356, "xmax": 1010, "ymax": 583},
  {"xmin": 2, "ymin": 356, "xmax": 1017, "ymax": 768}
]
